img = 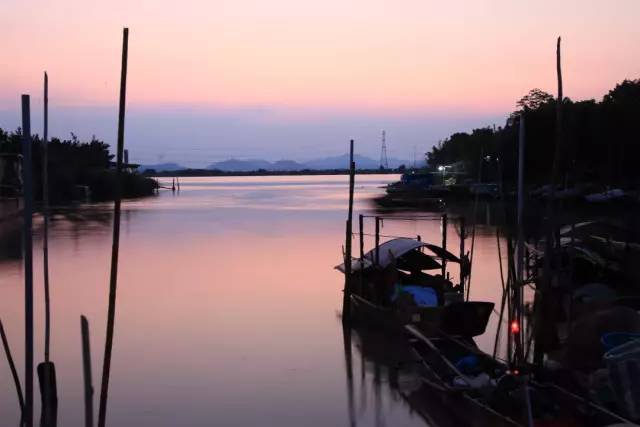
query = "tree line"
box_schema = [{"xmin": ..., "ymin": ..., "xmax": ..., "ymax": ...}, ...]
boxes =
[
  {"xmin": 426, "ymin": 79, "xmax": 640, "ymax": 190},
  {"xmin": 0, "ymin": 129, "xmax": 156, "ymax": 203}
]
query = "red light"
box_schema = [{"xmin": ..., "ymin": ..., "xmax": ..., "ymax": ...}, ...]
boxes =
[{"xmin": 510, "ymin": 320, "xmax": 520, "ymax": 334}]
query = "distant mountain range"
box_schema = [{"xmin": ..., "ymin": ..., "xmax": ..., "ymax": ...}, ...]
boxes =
[
  {"xmin": 141, "ymin": 154, "xmax": 417, "ymax": 172},
  {"xmin": 138, "ymin": 162, "xmax": 186, "ymax": 172}
]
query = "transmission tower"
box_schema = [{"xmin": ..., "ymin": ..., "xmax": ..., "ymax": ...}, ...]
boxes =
[{"xmin": 379, "ymin": 130, "xmax": 389, "ymax": 169}]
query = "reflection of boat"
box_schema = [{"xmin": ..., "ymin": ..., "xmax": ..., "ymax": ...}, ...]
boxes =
[
  {"xmin": 0, "ymin": 154, "xmax": 23, "ymax": 236},
  {"xmin": 337, "ymin": 237, "xmax": 494, "ymax": 339},
  {"xmin": 373, "ymin": 195, "xmax": 444, "ymax": 211},
  {"xmin": 342, "ymin": 311, "xmax": 519, "ymax": 426}
]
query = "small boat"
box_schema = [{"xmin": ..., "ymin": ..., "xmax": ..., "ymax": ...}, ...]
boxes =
[{"xmin": 336, "ymin": 237, "xmax": 494, "ymax": 338}]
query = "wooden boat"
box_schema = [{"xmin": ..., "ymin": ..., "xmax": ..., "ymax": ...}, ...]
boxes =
[{"xmin": 337, "ymin": 237, "xmax": 494, "ymax": 338}]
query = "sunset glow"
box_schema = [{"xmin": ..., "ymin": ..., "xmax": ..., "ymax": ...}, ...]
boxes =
[{"xmin": 3, "ymin": 0, "xmax": 639, "ymax": 113}]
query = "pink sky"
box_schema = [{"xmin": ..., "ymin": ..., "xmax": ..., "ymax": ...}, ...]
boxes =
[{"xmin": 1, "ymin": 0, "xmax": 639, "ymax": 164}]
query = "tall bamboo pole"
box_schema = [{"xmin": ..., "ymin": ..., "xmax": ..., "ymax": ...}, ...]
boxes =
[
  {"xmin": 39, "ymin": 70, "xmax": 58, "ymax": 427},
  {"xmin": 534, "ymin": 36, "xmax": 563, "ymax": 368},
  {"xmin": 515, "ymin": 114, "xmax": 526, "ymax": 364},
  {"xmin": 43, "ymin": 72, "xmax": 51, "ymax": 362},
  {"xmin": 21, "ymin": 94, "xmax": 35, "ymax": 427},
  {"xmin": 97, "ymin": 28, "xmax": 129, "ymax": 427}
]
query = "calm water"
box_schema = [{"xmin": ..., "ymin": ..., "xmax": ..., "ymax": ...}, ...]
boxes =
[{"xmin": 0, "ymin": 175, "xmax": 506, "ymax": 426}]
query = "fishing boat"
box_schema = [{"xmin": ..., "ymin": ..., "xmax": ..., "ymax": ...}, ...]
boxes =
[{"xmin": 336, "ymin": 234, "xmax": 494, "ymax": 339}]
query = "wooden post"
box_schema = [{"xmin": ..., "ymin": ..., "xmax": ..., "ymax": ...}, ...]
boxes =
[
  {"xmin": 0, "ymin": 319, "xmax": 24, "ymax": 413},
  {"xmin": 374, "ymin": 216, "xmax": 380, "ymax": 265},
  {"xmin": 98, "ymin": 27, "xmax": 129, "ymax": 427},
  {"xmin": 22, "ymin": 94, "xmax": 35, "ymax": 427},
  {"xmin": 441, "ymin": 214, "xmax": 448, "ymax": 277},
  {"xmin": 358, "ymin": 214, "xmax": 364, "ymax": 260},
  {"xmin": 342, "ymin": 140, "xmax": 356, "ymax": 324},
  {"xmin": 459, "ymin": 217, "xmax": 465, "ymax": 288},
  {"xmin": 81, "ymin": 316, "xmax": 94, "ymax": 427}
]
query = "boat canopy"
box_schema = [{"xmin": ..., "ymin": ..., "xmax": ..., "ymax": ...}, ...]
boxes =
[{"xmin": 336, "ymin": 237, "xmax": 458, "ymax": 273}]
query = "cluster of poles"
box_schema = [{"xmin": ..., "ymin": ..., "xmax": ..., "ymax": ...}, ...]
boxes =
[{"xmin": 0, "ymin": 28, "xmax": 131, "ymax": 427}]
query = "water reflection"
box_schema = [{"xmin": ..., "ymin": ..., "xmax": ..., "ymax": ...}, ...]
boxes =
[
  {"xmin": 0, "ymin": 175, "xmax": 509, "ymax": 426},
  {"xmin": 342, "ymin": 321, "xmax": 426, "ymax": 427}
]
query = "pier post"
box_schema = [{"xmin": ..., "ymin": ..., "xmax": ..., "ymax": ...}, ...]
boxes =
[
  {"xmin": 21, "ymin": 94, "xmax": 35, "ymax": 427},
  {"xmin": 375, "ymin": 217, "xmax": 380, "ymax": 265},
  {"xmin": 342, "ymin": 140, "xmax": 355, "ymax": 324},
  {"xmin": 459, "ymin": 217, "xmax": 465, "ymax": 289},
  {"xmin": 441, "ymin": 213, "xmax": 448, "ymax": 278}
]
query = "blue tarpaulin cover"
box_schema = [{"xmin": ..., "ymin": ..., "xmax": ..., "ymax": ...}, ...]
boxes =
[{"xmin": 393, "ymin": 285, "xmax": 438, "ymax": 307}]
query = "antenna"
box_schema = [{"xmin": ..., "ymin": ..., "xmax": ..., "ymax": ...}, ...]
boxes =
[{"xmin": 379, "ymin": 130, "xmax": 389, "ymax": 169}]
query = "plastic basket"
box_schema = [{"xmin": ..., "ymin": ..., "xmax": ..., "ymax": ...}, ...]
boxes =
[{"xmin": 604, "ymin": 338, "xmax": 640, "ymax": 419}]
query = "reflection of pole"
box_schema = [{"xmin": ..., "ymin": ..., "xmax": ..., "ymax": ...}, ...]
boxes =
[
  {"xmin": 0, "ymin": 319, "xmax": 24, "ymax": 413},
  {"xmin": 81, "ymin": 316, "xmax": 94, "ymax": 427},
  {"xmin": 98, "ymin": 27, "xmax": 129, "ymax": 427},
  {"xmin": 342, "ymin": 325, "xmax": 356, "ymax": 427},
  {"xmin": 22, "ymin": 94, "xmax": 35, "ymax": 427}
]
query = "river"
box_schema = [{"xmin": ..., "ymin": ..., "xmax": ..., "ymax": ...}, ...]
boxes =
[{"xmin": 0, "ymin": 174, "xmax": 506, "ymax": 426}]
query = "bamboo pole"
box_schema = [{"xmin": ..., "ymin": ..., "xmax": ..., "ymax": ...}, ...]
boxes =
[
  {"xmin": 516, "ymin": 113, "xmax": 526, "ymax": 364},
  {"xmin": 43, "ymin": 71, "xmax": 51, "ymax": 362},
  {"xmin": 21, "ymin": 93, "xmax": 35, "ymax": 427},
  {"xmin": 534, "ymin": 36, "xmax": 563, "ymax": 368},
  {"xmin": 0, "ymin": 319, "xmax": 25, "ymax": 414},
  {"xmin": 81, "ymin": 316, "xmax": 94, "ymax": 427},
  {"xmin": 97, "ymin": 28, "xmax": 129, "ymax": 427},
  {"xmin": 39, "ymin": 70, "xmax": 58, "ymax": 427}
]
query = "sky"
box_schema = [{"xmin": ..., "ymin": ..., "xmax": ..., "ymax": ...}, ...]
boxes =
[{"xmin": 1, "ymin": 0, "xmax": 639, "ymax": 167}]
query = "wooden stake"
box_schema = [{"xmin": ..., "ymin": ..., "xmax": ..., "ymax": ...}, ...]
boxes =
[
  {"xmin": 342, "ymin": 140, "xmax": 355, "ymax": 323},
  {"xmin": 441, "ymin": 214, "xmax": 448, "ymax": 277},
  {"xmin": 21, "ymin": 93, "xmax": 35, "ymax": 427},
  {"xmin": 459, "ymin": 217, "xmax": 465, "ymax": 288},
  {"xmin": 374, "ymin": 216, "xmax": 380, "ymax": 265},
  {"xmin": 98, "ymin": 27, "xmax": 129, "ymax": 427},
  {"xmin": 0, "ymin": 319, "xmax": 24, "ymax": 414},
  {"xmin": 81, "ymin": 316, "xmax": 94, "ymax": 427}
]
